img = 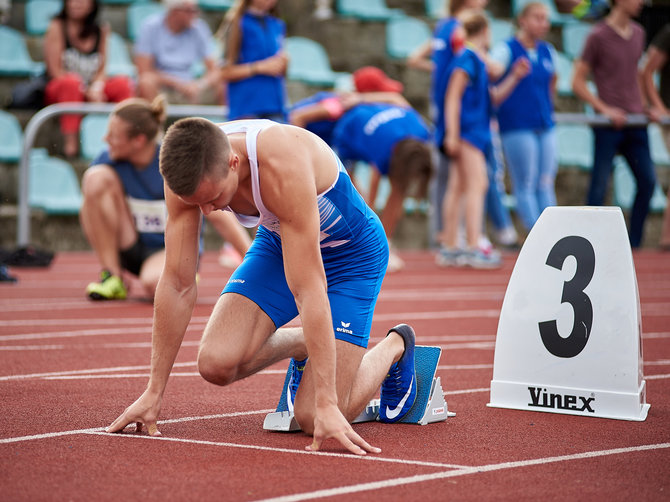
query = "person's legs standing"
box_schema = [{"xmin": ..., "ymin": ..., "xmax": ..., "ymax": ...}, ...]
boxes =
[
  {"xmin": 587, "ymin": 126, "xmax": 620, "ymax": 206},
  {"xmin": 620, "ymin": 127, "xmax": 656, "ymax": 248},
  {"xmin": 429, "ymin": 149, "xmax": 450, "ymax": 248},
  {"xmin": 536, "ymin": 127, "xmax": 558, "ymax": 215},
  {"xmin": 485, "ymin": 132, "xmax": 517, "ymax": 244},
  {"xmin": 502, "ymin": 129, "xmax": 539, "ymax": 230},
  {"xmin": 659, "ymin": 124, "xmax": 670, "ymax": 249}
]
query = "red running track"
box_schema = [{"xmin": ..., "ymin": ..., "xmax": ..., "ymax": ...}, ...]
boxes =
[{"xmin": 1, "ymin": 250, "xmax": 669, "ymax": 501}]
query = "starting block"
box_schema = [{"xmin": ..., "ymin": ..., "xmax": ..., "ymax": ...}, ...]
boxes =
[
  {"xmin": 263, "ymin": 345, "xmax": 453, "ymax": 432},
  {"xmin": 488, "ymin": 207, "xmax": 650, "ymax": 421}
]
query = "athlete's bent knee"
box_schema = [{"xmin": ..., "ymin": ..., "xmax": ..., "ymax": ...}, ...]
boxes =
[{"xmin": 197, "ymin": 349, "xmax": 238, "ymax": 386}]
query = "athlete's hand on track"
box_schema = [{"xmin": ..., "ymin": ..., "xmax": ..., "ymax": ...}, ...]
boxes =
[
  {"xmin": 306, "ymin": 405, "xmax": 381, "ymax": 456},
  {"xmin": 106, "ymin": 389, "xmax": 163, "ymax": 437}
]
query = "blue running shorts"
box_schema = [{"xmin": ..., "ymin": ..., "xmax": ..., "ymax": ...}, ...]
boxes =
[{"xmin": 223, "ymin": 220, "xmax": 388, "ymax": 348}]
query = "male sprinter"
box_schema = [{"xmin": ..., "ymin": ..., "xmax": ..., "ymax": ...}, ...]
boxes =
[{"xmin": 107, "ymin": 118, "xmax": 418, "ymax": 454}]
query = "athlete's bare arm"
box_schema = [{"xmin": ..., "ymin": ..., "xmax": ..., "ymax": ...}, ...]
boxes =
[{"xmin": 107, "ymin": 186, "xmax": 202, "ymax": 436}]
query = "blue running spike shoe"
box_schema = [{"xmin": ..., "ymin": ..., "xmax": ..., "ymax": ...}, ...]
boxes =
[
  {"xmin": 286, "ymin": 357, "xmax": 307, "ymax": 412},
  {"xmin": 379, "ymin": 324, "xmax": 417, "ymax": 423}
]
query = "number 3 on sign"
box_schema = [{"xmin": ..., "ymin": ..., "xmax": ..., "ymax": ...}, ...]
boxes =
[
  {"xmin": 489, "ymin": 206, "xmax": 649, "ymax": 421},
  {"xmin": 539, "ymin": 236, "xmax": 595, "ymax": 358}
]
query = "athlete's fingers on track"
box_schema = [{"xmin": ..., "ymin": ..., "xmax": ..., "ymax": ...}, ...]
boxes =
[
  {"xmin": 147, "ymin": 422, "xmax": 162, "ymax": 437},
  {"xmin": 306, "ymin": 432, "xmax": 372, "ymax": 456},
  {"xmin": 106, "ymin": 412, "xmax": 132, "ymax": 433},
  {"xmin": 348, "ymin": 431, "xmax": 381, "ymax": 454}
]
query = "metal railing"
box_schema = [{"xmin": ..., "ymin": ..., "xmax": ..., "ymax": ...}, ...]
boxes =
[
  {"xmin": 15, "ymin": 104, "xmax": 669, "ymax": 246},
  {"xmin": 16, "ymin": 102, "xmax": 228, "ymax": 246}
]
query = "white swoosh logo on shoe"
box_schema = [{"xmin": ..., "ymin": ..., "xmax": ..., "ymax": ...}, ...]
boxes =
[
  {"xmin": 286, "ymin": 374, "xmax": 295, "ymax": 413},
  {"xmin": 385, "ymin": 375, "xmax": 414, "ymax": 420}
]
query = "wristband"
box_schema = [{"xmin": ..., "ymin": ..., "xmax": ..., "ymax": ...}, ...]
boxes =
[{"xmin": 321, "ymin": 97, "xmax": 345, "ymax": 119}]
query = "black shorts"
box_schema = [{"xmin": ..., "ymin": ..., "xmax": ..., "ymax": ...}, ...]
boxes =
[{"xmin": 119, "ymin": 240, "xmax": 163, "ymax": 276}]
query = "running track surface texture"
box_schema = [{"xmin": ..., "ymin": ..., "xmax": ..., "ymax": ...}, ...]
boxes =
[{"xmin": 1, "ymin": 250, "xmax": 669, "ymax": 501}]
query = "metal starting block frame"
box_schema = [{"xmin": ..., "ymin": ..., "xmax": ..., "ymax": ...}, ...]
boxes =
[{"xmin": 263, "ymin": 345, "xmax": 453, "ymax": 432}]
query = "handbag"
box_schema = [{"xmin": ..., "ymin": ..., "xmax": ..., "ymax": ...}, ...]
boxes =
[{"xmin": 9, "ymin": 72, "xmax": 49, "ymax": 109}]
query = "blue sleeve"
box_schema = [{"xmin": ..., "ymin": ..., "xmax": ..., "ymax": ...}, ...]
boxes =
[
  {"xmin": 455, "ymin": 51, "xmax": 478, "ymax": 81},
  {"xmin": 90, "ymin": 149, "xmax": 112, "ymax": 167}
]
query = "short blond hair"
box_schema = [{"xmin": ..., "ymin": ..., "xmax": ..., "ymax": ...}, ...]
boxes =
[{"xmin": 159, "ymin": 118, "xmax": 230, "ymax": 196}]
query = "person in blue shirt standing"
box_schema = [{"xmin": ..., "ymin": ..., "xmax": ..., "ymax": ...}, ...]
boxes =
[
  {"xmin": 81, "ymin": 96, "xmax": 251, "ymax": 300},
  {"xmin": 332, "ymin": 102, "xmax": 433, "ymax": 272},
  {"xmin": 219, "ymin": 0, "xmax": 288, "ymax": 121},
  {"xmin": 437, "ymin": 10, "xmax": 528, "ymax": 268},
  {"xmin": 491, "ymin": 1, "xmax": 558, "ymax": 232},
  {"xmin": 409, "ymin": 0, "xmax": 518, "ymax": 250}
]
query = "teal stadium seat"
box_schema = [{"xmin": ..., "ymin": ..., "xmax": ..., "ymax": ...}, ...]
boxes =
[
  {"xmin": 0, "ymin": 26, "xmax": 45, "ymax": 76},
  {"xmin": 106, "ymin": 32, "xmax": 137, "ymax": 78},
  {"xmin": 556, "ymin": 123, "xmax": 593, "ymax": 170},
  {"xmin": 80, "ymin": 114, "xmax": 110, "ymax": 160},
  {"xmin": 24, "ymin": 0, "xmax": 62, "ymax": 36},
  {"xmin": 512, "ymin": 0, "xmax": 575, "ymax": 25},
  {"xmin": 285, "ymin": 36, "xmax": 348, "ymax": 87},
  {"xmin": 554, "ymin": 50, "xmax": 574, "ymax": 97},
  {"xmin": 613, "ymin": 157, "xmax": 667, "ymax": 213},
  {"xmin": 490, "ymin": 18, "xmax": 514, "ymax": 47},
  {"xmin": 197, "ymin": 0, "xmax": 233, "ymax": 11},
  {"xmin": 28, "ymin": 149, "xmax": 83, "ymax": 215},
  {"xmin": 127, "ymin": 2, "xmax": 164, "ymax": 42},
  {"xmin": 0, "ymin": 110, "xmax": 24, "ymax": 163},
  {"xmin": 99, "ymin": 0, "xmax": 149, "ymax": 5},
  {"xmin": 386, "ymin": 16, "xmax": 431, "ymax": 60},
  {"xmin": 425, "ymin": 0, "xmax": 445, "ymax": 19},
  {"xmin": 648, "ymin": 124, "xmax": 670, "ymax": 167},
  {"xmin": 337, "ymin": 0, "xmax": 404, "ymax": 21},
  {"xmin": 561, "ymin": 21, "xmax": 592, "ymax": 60}
]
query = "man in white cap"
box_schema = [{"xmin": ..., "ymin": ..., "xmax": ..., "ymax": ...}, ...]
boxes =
[{"xmin": 134, "ymin": 0, "xmax": 221, "ymax": 104}]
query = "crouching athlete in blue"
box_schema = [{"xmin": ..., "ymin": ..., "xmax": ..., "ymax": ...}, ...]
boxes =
[{"xmin": 107, "ymin": 118, "xmax": 418, "ymax": 454}]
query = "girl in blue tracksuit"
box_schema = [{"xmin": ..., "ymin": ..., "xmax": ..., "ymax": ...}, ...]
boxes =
[
  {"xmin": 219, "ymin": 0, "xmax": 288, "ymax": 121},
  {"xmin": 438, "ymin": 10, "xmax": 528, "ymax": 268},
  {"xmin": 492, "ymin": 1, "xmax": 558, "ymax": 231}
]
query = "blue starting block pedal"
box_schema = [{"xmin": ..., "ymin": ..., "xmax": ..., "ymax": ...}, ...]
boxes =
[{"xmin": 263, "ymin": 345, "xmax": 453, "ymax": 431}]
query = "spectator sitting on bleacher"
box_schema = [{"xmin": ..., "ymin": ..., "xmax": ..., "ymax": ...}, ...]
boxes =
[
  {"xmin": 491, "ymin": 1, "xmax": 558, "ymax": 233},
  {"xmin": 571, "ymin": 0, "xmax": 656, "ymax": 248},
  {"xmin": 80, "ymin": 95, "xmax": 250, "ymax": 300},
  {"xmin": 134, "ymin": 0, "xmax": 221, "ymax": 105},
  {"xmin": 44, "ymin": 0, "xmax": 134, "ymax": 158},
  {"xmin": 218, "ymin": 0, "xmax": 288, "ymax": 121}
]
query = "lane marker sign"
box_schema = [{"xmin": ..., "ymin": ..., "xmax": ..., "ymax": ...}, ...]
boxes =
[{"xmin": 488, "ymin": 207, "xmax": 650, "ymax": 421}]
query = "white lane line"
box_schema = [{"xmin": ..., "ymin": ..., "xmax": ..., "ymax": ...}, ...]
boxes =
[
  {"xmin": 254, "ymin": 443, "xmax": 670, "ymax": 502},
  {"xmin": 444, "ymin": 388, "xmax": 489, "ymax": 395},
  {"xmin": 0, "ymin": 324, "xmax": 207, "ymax": 342},
  {"xmin": 0, "ymin": 409, "xmax": 272, "ymax": 444},
  {"xmin": 0, "ymin": 363, "xmax": 292, "ymax": 381},
  {"xmin": 0, "ymin": 361, "xmax": 196, "ymax": 381},
  {"xmin": 0, "ymin": 316, "xmax": 212, "ymax": 327},
  {"xmin": 83, "ymin": 431, "xmax": 469, "ymax": 470},
  {"xmin": 646, "ymin": 373, "xmax": 670, "ymax": 380}
]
